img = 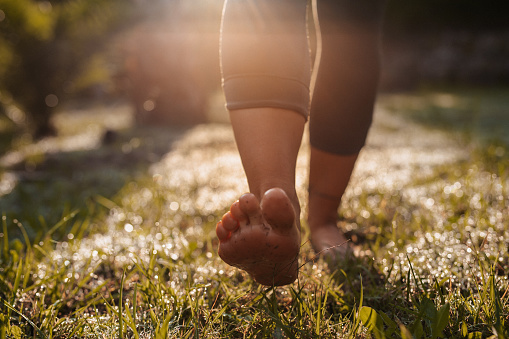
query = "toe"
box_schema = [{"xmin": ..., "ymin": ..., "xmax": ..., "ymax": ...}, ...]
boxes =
[
  {"xmin": 260, "ymin": 188, "xmax": 295, "ymax": 231},
  {"xmin": 238, "ymin": 193, "xmax": 263, "ymax": 225},
  {"xmin": 221, "ymin": 211, "xmax": 239, "ymax": 231},
  {"xmin": 230, "ymin": 201, "xmax": 248, "ymax": 224},
  {"xmin": 216, "ymin": 221, "xmax": 231, "ymax": 241}
]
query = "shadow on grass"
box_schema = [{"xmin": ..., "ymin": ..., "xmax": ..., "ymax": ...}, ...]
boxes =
[
  {"xmin": 0, "ymin": 105, "xmax": 192, "ymax": 241},
  {"xmin": 379, "ymin": 86, "xmax": 509, "ymax": 146}
]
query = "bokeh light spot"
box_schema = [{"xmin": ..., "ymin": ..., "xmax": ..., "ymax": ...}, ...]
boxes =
[
  {"xmin": 38, "ymin": 1, "xmax": 53, "ymax": 13},
  {"xmin": 124, "ymin": 223, "xmax": 134, "ymax": 233},
  {"xmin": 143, "ymin": 100, "xmax": 155, "ymax": 112},
  {"xmin": 45, "ymin": 94, "xmax": 59, "ymax": 107}
]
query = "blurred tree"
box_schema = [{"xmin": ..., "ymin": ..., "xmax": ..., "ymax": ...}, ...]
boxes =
[
  {"xmin": 0, "ymin": 0, "xmax": 138, "ymax": 137},
  {"xmin": 381, "ymin": 0, "xmax": 509, "ymax": 89}
]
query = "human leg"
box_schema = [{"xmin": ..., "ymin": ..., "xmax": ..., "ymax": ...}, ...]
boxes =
[
  {"xmin": 308, "ymin": 148, "xmax": 357, "ymax": 258},
  {"xmin": 216, "ymin": 109, "xmax": 304, "ymax": 286},
  {"xmin": 307, "ymin": 0, "xmax": 385, "ymax": 261},
  {"xmin": 217, "ymin": 0, "xmax": 310, "ymax": 285}
]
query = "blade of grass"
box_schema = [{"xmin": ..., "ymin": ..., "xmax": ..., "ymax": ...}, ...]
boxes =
[
  {"xmin": 359, "ymin": 306, "xmax": 385, "ymax": 339},
  {"xmin": 132, "ymin": 282, "xmax": 138, "ymax": 325},
  {"xmin": 46, "ymin": 209, "xmax": 79, "ymax": 238},
  {"xmin": 10, "ymin": 257, "xmax": 22, "ymax": 303},
  {"xmin": 119, "ymin": 267, "xmax": 126, "ymax": 339},
  {"xmin": 124, "ymin": 299, "xmax": 139, "ymax": 339},
  {"xmin": 66, "ymin": 318, "xmax": 88, "ymax": 339},
  {"xmin": 72, "ymin": 295, "xmax": 104, "ymax": 316},
  {"xmin": 94, "ymin": 195, "xmax": 118, "ymax": 210},
  {"xmin": 315, "ymin": 288, "xmax": 329, "ymax": 336},
  {"xmin": 349, "ymin": 276, "xmax": 364, "ymax": 338},
  {"xmin": 432, "ymin": 303, "xmax": 450, "ymax": 339},
  {"xmin": 1, "ymin": 215, "xmax": 8, "ymax": 261},
  {"xmin": 155, "ymin": 312, "xmax": 176, "ymax": 339},
  {"xmin": 16, "ymin": 220, "xmax": 31, "ymax": 255},
  {"xmin": 1, "ymin": 298, "xmax": 48, "ymax": 339},
  {"xmin": 257, "ymin": 288, "xmax": 297, "ymax": 338}
]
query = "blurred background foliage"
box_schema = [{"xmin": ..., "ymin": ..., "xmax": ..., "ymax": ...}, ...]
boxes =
[
  {"xmin": 0, "ymin": 0, "xmax": 145, "ymax": 137},
  {"xmin": 382, "ymin": 0, "xmax": 509, "ymax": 89},
  {"xmin": 384, "ymin": 0, "xmax": 509, "ymax": 34},
  {"xmin": 0, "ymin": 0, "xmax": 223, "ymax": 140},
  {"xmin": 0, "ymin": 0, "xmax": 508, "ymax": 139}
]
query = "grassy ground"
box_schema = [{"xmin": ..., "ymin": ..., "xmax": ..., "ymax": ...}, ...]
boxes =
[{"xmin": 0, "ymin": 88, "xmax": 508, "ymax": 338}]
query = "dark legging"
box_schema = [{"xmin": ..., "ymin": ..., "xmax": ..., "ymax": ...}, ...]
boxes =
[{"xmin": 220, "ymin": 0, "xmax": 385, "ymax": 155}]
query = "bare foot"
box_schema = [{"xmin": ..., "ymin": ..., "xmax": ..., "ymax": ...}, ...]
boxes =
[
  {"xmin": 216, "ymin": 188, "xmax": 301, "ymax": 286},
  {"xmin": 309, "ymin": 223, "xmax": 354, "ymax": 267}
]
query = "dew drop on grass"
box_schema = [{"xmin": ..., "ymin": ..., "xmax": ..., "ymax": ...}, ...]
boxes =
[
  {"xmin": 169, "ymin": 202, "xmax": 179, "ymax": 211},
  {"xmin": 124, "ymin": 223, "xmax": 134, "ymax": 233}
]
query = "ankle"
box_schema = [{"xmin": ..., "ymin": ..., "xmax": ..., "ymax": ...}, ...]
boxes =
[
  {"xmin": 308, "ymin": 214, "xmax": 338, "ymax": 232},
  {"xmin": 307, "ymin": 194, "xmax": 341, "ymax": 231}
]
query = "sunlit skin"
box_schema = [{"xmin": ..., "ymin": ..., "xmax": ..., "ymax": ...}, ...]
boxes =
[
  {"xmin": 307, "ymin": 148, "xmax": 358, "ymax": 264},
  {"xmin": 215, "ymin": 108, "xmax": 303, "ymax": 286},
  {"xmin": 216, "ymin": 0, "xmax": 385, "ymax": 285},
  {"xmin": 216, "ymin": 188, "xmax": 300, "ymax": 286},
  {"xmin": 215, "ymin": 108, "xmax": 357, "ymax": 286}
]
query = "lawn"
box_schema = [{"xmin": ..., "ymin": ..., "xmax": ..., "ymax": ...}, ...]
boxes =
[{"xmin": 0, "ymin": 88, "xmax": 508, "ymax": 338}]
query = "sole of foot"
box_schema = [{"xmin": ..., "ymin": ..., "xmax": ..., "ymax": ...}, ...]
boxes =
[{"xmin": 216, "ymin": 188, "xmax": 301, "ymax": 286}]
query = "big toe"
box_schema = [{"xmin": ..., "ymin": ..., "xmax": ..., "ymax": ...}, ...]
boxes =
[{"xmin": 260, "ymin": 188, "xmax": 295, "ymax": 232}]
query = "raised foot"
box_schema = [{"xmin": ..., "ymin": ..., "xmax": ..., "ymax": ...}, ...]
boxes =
[{"xmin": 216, "ymin": 188, "xmax": 301, "ymax": 286}]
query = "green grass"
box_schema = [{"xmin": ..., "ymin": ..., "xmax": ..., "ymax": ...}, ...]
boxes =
[
  {"xmin": 379, "ymin": 86, "xmax": 509, "ymax": 145},
  {"xmin": 1, "ymin": 89, "xmax": 509, "ymax": 338}
]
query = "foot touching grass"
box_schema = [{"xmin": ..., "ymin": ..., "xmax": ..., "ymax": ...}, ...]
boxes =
[
  {"xmin": 1, "ymin": 89, "xmax": 509, "ymax": 338},
  {"xmin": 216, "ymin": 188, "xmax": 301, "ymax": 286}
]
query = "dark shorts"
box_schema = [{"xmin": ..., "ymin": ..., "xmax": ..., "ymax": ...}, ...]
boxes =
[{"xmin": 220, "ymin": 0, "xmax": 385, "ymax": 155}]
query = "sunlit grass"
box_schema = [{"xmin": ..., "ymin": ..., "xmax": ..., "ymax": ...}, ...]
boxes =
[
  {"xmin": 379, "ymin": 86, "xmax": 509, "ymax": 145},
  {"xmin": 1, "ymin": 88, "xmax": 509, "ymax": 338}
]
